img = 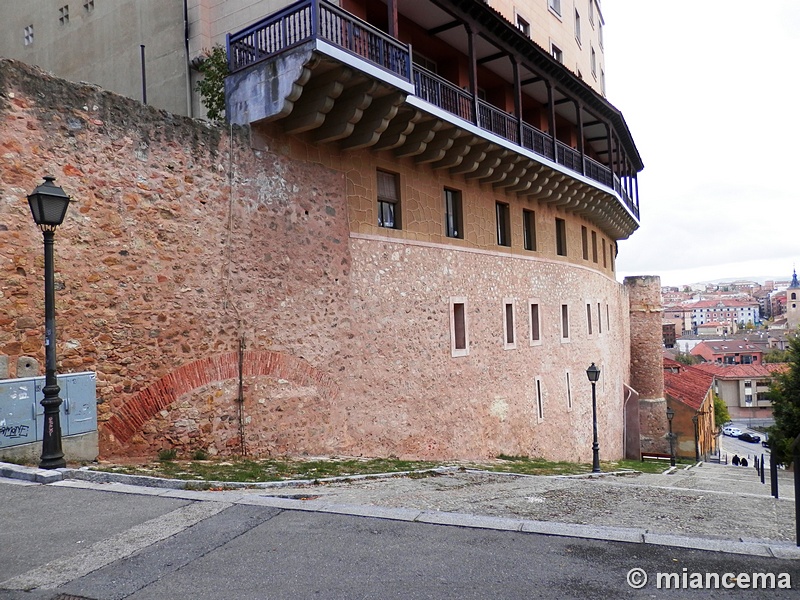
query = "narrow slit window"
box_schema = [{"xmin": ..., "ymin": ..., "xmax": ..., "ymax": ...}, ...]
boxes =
[
  {"xmin": 504, "ymin": 300, "xmax": 516, "ymax": 349},
  {"xmin": 561, "ymin": 304, "xmax": 570, "ymax": 340},
  {"xmin": 586, "ymin": 303, "xmax": 593, "ymax": 335},
  {"xmin": 556, "ymin": 218, "xmax": 567, "ymax": 256},
  {"xmin": 566, "ymin": 372, "xmax": 572, "ymax": 411},
  {"xmin": 450, "ymin": 298, "xmax": 469, "ymax": 357},
  {"xmin": 536, "ymin": 378, "xmax": 544, "ymax": 421},
  {"xmin": 529, "ymin": 301, "xmax": 541, "ymax": 345},
  {"xmin": 523, "ymin": 209, "xmax": 536, "ymax": 251},
  {"xmin": 591, "ymin": 231, "xmax": 598, "ymax": 263},
  {"xmin": 602, "ymin": 238, "xmax": 607, "ymax": 268},
  {"xmin": 444, "ymin": 188, "xmax": 463, "ymax": 239},
  {"xmin": 581, "ymin": 226, "xmax": 589, "ymax": 260},
  {"xmin": 597, "ymin": 302, "xmax": 602, "ymax": 334},
  {"xmin": 377, "ymin": 170, "xmax": 401, "ymax": 229},
  {"xmin": 496, "ymin": 202, "xmax": 511, "ymax": 247}
]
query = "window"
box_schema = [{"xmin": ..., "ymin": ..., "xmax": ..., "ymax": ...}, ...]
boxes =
[
  {"xmin": 548, "ymin": 0, "xmax": 561, "ymax": 17},
  {"xmin": 561, "ymin": 304, "xmax": 570, "ymax": 341},
  {"xmin": 504, "ymin": 300, "xmax": 516, "ymax": 350},
  {"xmin": 598, "ymin": 22, "xmax": 604, "ymax": 48},
  {"xmin": 566, "ymin": 372, "xmax": 573, "ymax": 411},
  {"xmin": 586, "ymin": 303, "xmax": 593, "ymax": 335},
  {"xmin": 523, "ymin": 210, "xmax": 536, "ymax": 251},
  {"xmin": 450, "ymin": 297, "xmax": 469, "ymax": 357},
  {"xmin": 24, "ymin": 25, "xmax": 34, "ymax": 46},
  {"xmin": 574, "ymin": 9, "xmax": 581, "ymax": 44},
  {"xmin": 610, "ymin": 242, "xmax": 615, "ymax": 271},
  {"xmin": 59, "ymin": 5, "xmax": 69, "ymax": 25},
  {"xmin": 444, "ymin": 188, "xmax": 463, "ymax": 239},
  {"xmin": 555, "ymin": 218, "xmax": 567, "ymax": 256},
  {"xmin": 516, "ymin": 14, "xmax": 530, "ymax": 37},
  {"xmin": 529, "ymin": 300, "xmax": 541, "ymax": 345},
  {"xmin": 550, "ymin": 43, "xmax": 563, "ymax": 63},
  {"xmin": 591, "ymin": 46, "xmax": 597, "ymax": 77},
  {"xmin": 602, "ymin": 238, "xmax": 607, "ymax": 268},
  {"xmin": 597, "ymin": 302, "xmax": 602, "ymax": 334},
  {"xmin": 600, "ymin": 68, "xmax": 606, "ymax": 95},
  {"xmin": 606, "ymin": 304, "xmax": 610, "ymax": 332},
  {"xmin": 377, "ymin": 170, "xmax": 400, "ymax": 229},
  {"xmin": 536, "ymin": 378, "xmax": 544, "ymax": 422},
  {"xmin": 591, "ymin": 230, "xmax": 598, "ymax": 263},
  {"xmin": 589, "ymin": 0, "xmax": 595, "ymax": 25},
  {"xmin": 792, "ymin": 292, "xmax": 797, "ymax": 300},
  {"xmin": 413, "ymin": 51, "xmax": 437, "ymax": 74},
  {"xmin": 84, "ymin": 0, "xmax": 94, "ymax": 12},
  {"xmin": 496, "ymin": 202, "xmax": 510, "ymax": 247},
  {"xmin": 581, "ymin": 226, "xmax": 589, "ymax": 260}
]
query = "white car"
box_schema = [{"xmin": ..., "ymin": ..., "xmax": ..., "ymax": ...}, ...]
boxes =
[{"xmin": 722, "ymin": 426, "xmax": 742, "ymax": 437}]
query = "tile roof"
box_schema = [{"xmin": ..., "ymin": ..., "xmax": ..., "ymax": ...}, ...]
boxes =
[
  {"xmin": 692, "ymin": 363, "xmax": 789, "ymax": 379},
  {"xmin": 663, "ymin": 361, "xmax": 714, "ymax": 411}
]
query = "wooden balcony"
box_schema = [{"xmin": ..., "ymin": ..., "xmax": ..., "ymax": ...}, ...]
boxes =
[{"xmin": 226, "ymin": 0, "xmax": 641, "ymax": 239}]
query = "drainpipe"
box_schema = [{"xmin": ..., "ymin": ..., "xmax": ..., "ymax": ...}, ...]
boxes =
[{"xmin": 183, "ymin": 0, "xmax": 193, "ymax": 117}]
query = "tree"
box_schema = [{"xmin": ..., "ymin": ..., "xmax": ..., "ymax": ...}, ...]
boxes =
[
  {"xmin": 195, "ymin": 45, "xmax": 229, "ymax": 124},
  {"xmin": 763, "ymin": 349, "xmax": 789, "ymax": 363},
  {"xmin": 713, "ymin": 393, "xmax": 730, "ymax": 429},
  {"xmin": 674, "ymin": 350, "xmax": 700, "ymax": 366},
  {"xmin": 766, "ymin": 336, "xmax": 800, "ymax": 466}
]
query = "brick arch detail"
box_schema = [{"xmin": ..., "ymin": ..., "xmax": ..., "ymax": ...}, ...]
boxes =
[{"xmin": 104, "ymin": 351, "xmax": 339, "ymax": 443}]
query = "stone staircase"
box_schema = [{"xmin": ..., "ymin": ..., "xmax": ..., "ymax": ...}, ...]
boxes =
[{"xmin": 633, "ymin": 460, "xmax": 796, "ymax": 500}]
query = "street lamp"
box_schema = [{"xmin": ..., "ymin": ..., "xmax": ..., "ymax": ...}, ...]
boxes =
[
  {"xmin": 692, "ymin": 414, "xmax": 700, "ymax": 462},
  {"xmin": 28, "ymin": 176, "xmax": 72, "ymax": 469},
  {"xmin": 586, "ymin": 362, "xmax": 601, "ymax": 473},
  {"xmin": 666, "ymin": 406, "xmax": 676, "ymax": 467}
]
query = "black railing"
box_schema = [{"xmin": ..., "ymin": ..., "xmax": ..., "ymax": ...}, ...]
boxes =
[
  {"xmin": 228, "ymin": 0, "xmax": 638, "ymax": 220},
  {"xmin": 414, "ymin": 67, "xmax": 473, "ymax": 121}
]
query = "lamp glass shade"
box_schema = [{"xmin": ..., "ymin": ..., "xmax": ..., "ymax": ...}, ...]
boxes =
[
  {"xmin": 27, "ymin": 176, "xmax": 71, "ymax": 228},
  {"xmin": 666, "ymin": 407, "xmax": 675, "ymax": 420},
  {"xmin": 586, "ymin": 362, "xmax": 600, "ymax": 383}
]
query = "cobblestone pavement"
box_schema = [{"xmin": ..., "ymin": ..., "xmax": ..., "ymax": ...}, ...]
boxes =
[{"xmin": 251, "ymin": 463, "xmax": 798, "ymax": 544}]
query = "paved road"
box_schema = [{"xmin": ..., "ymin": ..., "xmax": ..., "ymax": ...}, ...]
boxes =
[{"xmin": 1, "ymin": 477, "xmax": 799, "ymax": 599}]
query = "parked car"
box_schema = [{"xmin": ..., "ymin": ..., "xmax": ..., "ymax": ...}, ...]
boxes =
[
  {"xmin": 762, "ymin": 439, "xmax": 770, "ymax": 448},
  {"xmin": 738, "ymin": 432, "xmax": 761, "ymax": 443},
  {"xmin": 723, "ymin": 426, "xmax": 742, "ymax": 437}
]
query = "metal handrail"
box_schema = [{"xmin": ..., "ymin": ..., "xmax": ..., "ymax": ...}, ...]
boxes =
[{"xmin": 228, "ymin": 0, "xmax": 637, "ymax": 218}]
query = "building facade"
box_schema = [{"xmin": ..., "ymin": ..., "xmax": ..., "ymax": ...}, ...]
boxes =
[
  {"xmin": 0, "ymin": 0, "xmax": 608, "ymax": 118},
  {"xmin": 0, "ymin": 0, "xmax": 653, "ymax": 463}
]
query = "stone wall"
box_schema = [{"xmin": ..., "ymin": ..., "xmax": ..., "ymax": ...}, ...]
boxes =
[{"xmin": 1, "ymin": 59, "xmax": 637, "ymax": 462}]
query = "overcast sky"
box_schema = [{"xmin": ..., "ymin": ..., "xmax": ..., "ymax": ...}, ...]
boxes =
[{"xmin": 601, "ymin": 0, "xmax": 800, "ymax": 287}]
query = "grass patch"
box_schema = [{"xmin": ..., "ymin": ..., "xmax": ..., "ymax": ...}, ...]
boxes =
[
  {"xmin": 96, "ymin": 456, "xmax": 443, "ymax": 483},
  {"xmin": 471, "ymin": 456, "xmax": 669, "ymax": 476}
]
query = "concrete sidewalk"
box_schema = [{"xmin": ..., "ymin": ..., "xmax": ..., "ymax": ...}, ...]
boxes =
[{"xmin": 2, "ymin": 460, "xmax": 798, "ymax": 560}]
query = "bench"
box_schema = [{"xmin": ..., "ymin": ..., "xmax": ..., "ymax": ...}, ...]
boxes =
[{"xmin": 641, "ymin": 452, "xmax": 672, "ymax": 462}]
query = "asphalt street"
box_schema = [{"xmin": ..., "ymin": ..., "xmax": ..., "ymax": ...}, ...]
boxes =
[{"xmin": 2, "ymin": 479, "xmax": 798, "ymax": 600}]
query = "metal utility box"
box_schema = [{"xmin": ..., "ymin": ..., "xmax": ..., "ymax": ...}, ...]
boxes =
[{"xmin": 0, "ymin": 372, "xmax": 97, "ymax": 450}]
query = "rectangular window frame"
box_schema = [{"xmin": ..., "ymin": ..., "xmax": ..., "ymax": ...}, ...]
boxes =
[
  {"xmin": 591, "ymin": 230, "xmax": 598, "ymax": 263},
  {"xmin": 528, "ymin": 299, "xmax": 542, "ymax": 346},
  {"xmin": 503, "ymin": 299, "xmax": 517, "ymax": 350},
  {"xmin": 450, "ymin": 297, "xmax": 469, "ymax": 357},
  {"xmin": 523, "ymin": 209, "xmax": 537, "ymax": 251},
  {"xmin": 561, "ymin": 304, "xmax": 570, "ymax": 342},
  {"xmin": 516, "ymin": 13, "xmax": 530, "ymax": 37},
  {"xmin": 377, "ymin": 169, "xmax": 401, "ymax": 230},
  {"xmin": 586, "ymin": 303, "xmax": 594, "ymax": 336},
  {"xmin": 556, "ymin": 218, "xmax": 567, "ymax": 256},
  {"xmin": 24, "ymin": 24, "xmax": 34, "ymax": 45},
  {"xmin": 597, "ymin": 302, "xmax": 603, "ymax": 334},
  {"xmin": 602, "ymin": 238, "xmax": 607, "ymax": 268},
  {"xmin": 574, "ymin": 9, "xmax": 581, "ymax": 45},
  {"xmin": 548, "ymin": 0, "xmax": 562, "ymax": 17},
  {"xmin": 444, "ymin": 188, "xmax": 463, "ymax": 239},
  {"xmin": 496, "ymin": 201, "xmax": 511, "ymax": 247},
  {"xmin": 591, "ymin": 46, "xmax": 597, "ymax": 78},
  {"xmin": 550, "ymin": 42, "xmax": 563, "ymax": 63}
]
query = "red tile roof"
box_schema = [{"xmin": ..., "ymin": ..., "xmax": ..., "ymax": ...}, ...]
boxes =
[
  {"xmin": 692, "ymin": 363, "xmax": 788, "ymax": 379},
  {"xmin": 662, "ymin": 360, "xmax": 714, "ymax": 410}
]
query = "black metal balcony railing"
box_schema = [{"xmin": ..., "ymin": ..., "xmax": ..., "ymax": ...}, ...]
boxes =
[{"xmin": 227, "ymin": 0, "xmax": 638, "ymax": 220}]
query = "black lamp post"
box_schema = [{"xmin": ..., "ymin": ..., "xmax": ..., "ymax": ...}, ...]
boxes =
[
  {"xmin": 666, "ymin": 406, "xmax": 676, "ymax": 467},
  {"xmin": 28, "ymin": 176, "xmax": 72, "ymax": 469},
  {"xmin": 692, "ymin": 414, "xmax": 700, "ymax": 462},
  {"xmin": 586, "ymin": 362, "xmax": 601, "ymax": 473}
]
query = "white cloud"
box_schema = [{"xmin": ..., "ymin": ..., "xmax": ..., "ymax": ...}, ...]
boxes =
[{"xmin": 603, "ymin": 0, "xmax": 800, "ymax": 286}]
